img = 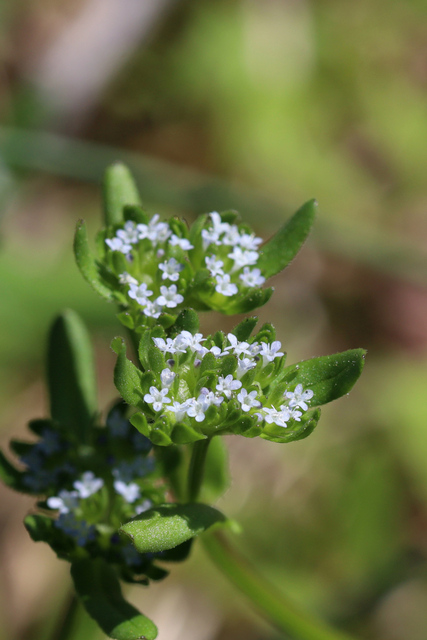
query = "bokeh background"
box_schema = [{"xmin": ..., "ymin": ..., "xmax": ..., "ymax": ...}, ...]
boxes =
[{"xmin": 1, "ymin": 1, "xmax": 427, "ymax": 639}]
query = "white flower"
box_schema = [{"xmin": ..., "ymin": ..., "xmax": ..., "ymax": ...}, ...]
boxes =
[
  {"xmin": 73, "ymin": 471, "xmax": 104, "ymax": 498},
  {"xmin": 128, "ymin": 282, "xmax": 153, "ymax": 305},
  {"xmin": 205, "ymin": 255, "xmax": 224, "ymax": 276},
  {"xmin": 237, "ymin": 388, "xmax": 261, "ymax": 412},
  {"xmin": 117, "ymin": 221, "xmax": 139, "ymax": 244},
  {"xmin": 238, "ymin": 233, "xmax": 263, "ymax": 251},
  {"xmin": 144, "ymin": 386, "xmax": 171, "ymax": 411},
  {"xmin": 160, "ymin": 368, "xmax": 176, "ymax": 388},
  {"xmin": 259, "ymin": 341, "xmax": 284, "ymax": 366},
  {"xmin": 153, "ymin": 337, "xmax": 176, "ymax": 353},
  {"xmin": 215, "ymin": 274, "xmax": 238, "ymax": 296},
  {"xmin": 285, "ymin": 384, "xmax": 314, "ymax": 411},
  {"xmin": 199, "ymin": 387, "xmax": 224, "ymax": 407},
  {"xmin": 156, "ymin": 284, "xmax": 184, "ymax": 308},
  {"xmin": 221, "ymin": 225, "xmax": 241, "ymax": 246},
  {"xmin": 227, "ymin": 246, "xmax": 259, "ymax": 271},
  {"xmin": 159, "ymin": 257, "xmax": 183, "ymax": 281},
  {"xmin": 105, "ymin": 237, "xmax": 132, "ymax": 254},
  {"xmin": 262, "ymin": 406, "xmax": 290, "ymax": 428},
  {"xmin": 114, "ymin": 480, "xmax": 140, "ymax": 503},
  {"xmin": 119, "ymin": 272, "xmax": 139, "ymax": 286},
  {"xmin": 138, "ymin": 215, "xmax": 171, "ymax": 245},
  {"xmin": 143, "ymin": 300, "xmax": 162, "ymax": 318},
  {"xmin": 167, "ymin": 400, "xmax": 192, "ymax": 422},
  {"xmin": 235, "ymin": 357, "xmax": 256, "ymax": 379},
  {"xmin": 174, "ymin": 330, "xmax": 205, "ymax": 354},
  {"xmin": 202, "ymin": 228, "xmax": 222, "ymax": 249},
  {"xmin": 186, "ymin": 395, "xmax": 210, "ymax": 422},
  {"xmin": 47, "ymin": 490, "xmax": 79, "ymax": 514},
  {"xmin": 169, "ymin": 234, "xmax": 194, "ymax": 250},
  {"xmin": 216, "ymin": 374, "xmax": 242, "ymax": 398},
  {"xmin": 289, "ymin": 408, "xmax": 302, "ymax": 421},
  {"xmin": 210, "ymin": 211, "xmax": 230, "ymax": 234},
  {"xmin": 239, "ymin": 267, "xmax": 265, "ymax": 288},
  {"xmin": 225, "ymin": 333, "xmax": 253, "ymax": 357},
  {"xmin": 135, "ymin": 499, "xmax": 153, "ymax": 515}
]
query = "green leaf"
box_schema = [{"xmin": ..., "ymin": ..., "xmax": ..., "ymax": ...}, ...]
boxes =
[
  {"xmin": 71, "ymin": 558, "xmax": 157, "ymax": 640},
  {"xmin": 283, "ymin": 349, "xmax": 366, "ymax": 406},
  {"xmin": 171, "ymin": 423, "xmax": 207, "ymax": 445},
  {"xmin": 102, "ymin": 163, "xmax": 141, "ymax": 227},
  {"xmin": 47, "ymin": 310, "xmax": 97, "ymax": 439},
  {"xmin": 116, "ymin": 312, "xmax": 135, "ymax": 330},
  {"xmin": 257, "ymin": 199, "xmax": 317, "ymax": 279},
  {"xmin": 226, "ymin": 287, "xmax": 273, "ymax": 315},
  {"xmin": 129, "ymin": 412, "xmax": 149, "ymax": 437},
  {"xmin": 261, "ymin": 408, "xmax": 321, "ymax": 444},
  {"xmin": 114, "ymin": 341, "xmax": 144, "ymax": 409},
  {"xmin": 173, "ymin": 308, "xmax": 200, "ymax": 334},
  {"xmin": 0, "ymin": 450, "xmax": 26, "ymax": 492},
  {"xmin": 74, "ymin": 220, "xmax": 115, "ymax": 301},
  {"xmin": 232, "ymin": 317, "xmax": 258, "ymax": 342},
  {"xmin": 147, "ymin": 346, "xmax": 165, "ymax": 374},
  {"xmin": 123, "ymin": 204, "xmax": 149, "ymax": 225},
  {"xmin": 120, "ymin": 503, "xmax": 227, "ymax": 553}
]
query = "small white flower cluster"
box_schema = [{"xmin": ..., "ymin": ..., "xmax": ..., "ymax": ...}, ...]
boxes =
[
  {"xmin": 146, "ymin": 331, "xmax": 313, "ymax": 429},
  {"xmin": 105, "ymin": 216, "xmax": 192, "ymax": 255},
  {"xmin": 104, "ymin": 211, "xmax": 267, "ymax": 320},
  {"xmin": 203, "ymin": 212, "xmax": 265, "ymax": 296}
]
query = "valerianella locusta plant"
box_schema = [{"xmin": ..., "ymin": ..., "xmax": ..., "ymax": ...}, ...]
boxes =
[{"xmin": 0, "ymin": 163, "xmax": 365, "ymax": 640}]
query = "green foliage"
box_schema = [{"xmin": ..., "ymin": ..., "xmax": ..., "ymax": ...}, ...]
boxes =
[
  {"xmin": 257, "ymin": 200, "xmax": 317, "ymax": 279},
  {"xmin": 120, "ymin": 503, "xmax": 227, "ymax": 553},
  {"xmin": 71, "ymin": 559, "xmax": 158, "ymax": 640},
  {"xmin": 102, "ymin": 163, "xmax": 142, "ymax": 227},
  {"xmin": 47, "ymin": 310, "xmax": 97, "ymax": 440}
]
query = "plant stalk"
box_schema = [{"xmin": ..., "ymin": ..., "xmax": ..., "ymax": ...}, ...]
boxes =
[
  {"xmin": 187, "ymin": 437, "xmax": 211, "ymax": 502},
  {"xmin": 202, "ymin": 530, "xmax": 358, "ymax": 640}
]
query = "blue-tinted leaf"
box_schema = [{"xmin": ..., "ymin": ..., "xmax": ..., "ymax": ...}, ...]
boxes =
[
  {"xmin": 120, "ymin": 503, "xmax": 227, "ymax": 553},
  {"xmin": 71, "ymin": 558, "xmax": 157, "ymax": 640},
  {"xmin": 47, "ymin": 310, "xmax": 97, "ymax": 439},
  {"xmin": 257, "ymin": 199, "xmax": 317, "ymax": 279},
  {"xmin": 74, "ymin": 220, "xmax": 115, "ymax": 301},
  {"xmin": 102, "ymin": 163, "xmax": 141, "ymax": 227}
]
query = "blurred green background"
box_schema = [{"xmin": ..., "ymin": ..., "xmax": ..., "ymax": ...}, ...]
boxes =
[{"xmin": 1, "ymin": 1, "xmax": 427, "ymax": 639}]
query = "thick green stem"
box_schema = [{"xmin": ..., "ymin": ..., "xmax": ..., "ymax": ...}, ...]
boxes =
[
  {"xmin": 202, "ymin": 531, "xmax": 358, "ymax": 640},
  {"xmin": 187, "ymin": 438, "xmax": 211, "ymax": 502}
]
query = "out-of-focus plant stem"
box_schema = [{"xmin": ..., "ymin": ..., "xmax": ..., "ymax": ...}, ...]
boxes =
[
  {"xmin": 202, "ymin": 530, "xmax": 358, "ymax": 640},
  {"xmin": 187, "ymin": 437, "xmax": 211, "ymax": 502}
]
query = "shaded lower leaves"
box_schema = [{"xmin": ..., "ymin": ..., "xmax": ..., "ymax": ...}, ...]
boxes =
[{"xmin": 71, "ymin": 558, "xmax": 158, "ymax": 640}]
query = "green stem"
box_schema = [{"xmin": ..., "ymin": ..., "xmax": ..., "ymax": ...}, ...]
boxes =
[
  {"xmin": 202, "ymin": 531, "xmax": 358, "ymax": 640},
  {"xmin": 187, "ymin": 437, "xmax": 211, "ymax": 502}
]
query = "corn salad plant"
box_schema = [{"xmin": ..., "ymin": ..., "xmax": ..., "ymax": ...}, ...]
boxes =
[{"xmin": 1, "ymin": 164, "xmax": 365, "ymax": 640}]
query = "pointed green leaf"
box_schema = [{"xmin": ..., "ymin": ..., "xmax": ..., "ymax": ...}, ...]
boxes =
[
  {"xmin": 283, "ymin": 349, "xmax": 366, "ymax": 406},
  {"xmin": 102, "ymin": 163, "xmax": 141, "ymax": 227},
  {"xmin": 226, "ymin": 287, "xmax": 273, "ymax": 315},
  {"xmin": 171, "ymin": 423, "xmax": 207, "ymax": 445},
  {"xmin": 114, "ymin": 341, "xmax": 144, "ymax": 409},
  {"xmin": 123, "ymin": 204, "xmax": 149, "ymax": 225},
  {"xmin": 129, "ymin": 412, "xmax": 149, "ymax": 437},
  {"xmin": 120, "ymin": 503, "xmax": 227, "ymax": 553},
  {"xmin": 47, "ymin": 310, "xmax": 97, "ymax": 439},
  {"xmin": 71, "ymin": 558, "xmax": 157, "ymax": 640},
  {"xmin": 232, "ymin": 317, "xmax": 258, "ymax": 342},
  {"xmin": 257, "ymin": 199, "xmax": 317, "ymax": 279},
  {"xmin": 74, "ymin": 220, "xmax": 115, "ymax": 301}
]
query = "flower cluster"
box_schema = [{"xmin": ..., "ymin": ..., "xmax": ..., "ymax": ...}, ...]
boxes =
[
  {"xmin": 102, "ymin": 210, "xmax": 270, "ymax": 330},
  {"xmin": 123, "ymin": 324, "xmax": 316, "ymax": 445},
  {"xmin": 14, "ymin": 403, "xmax": 167, "ymax": 578}
]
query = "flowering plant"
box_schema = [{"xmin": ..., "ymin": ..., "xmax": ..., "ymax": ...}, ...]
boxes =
[{"xmin": 0, "ymin": 164, "xmax": 365, "ymax": 640}]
